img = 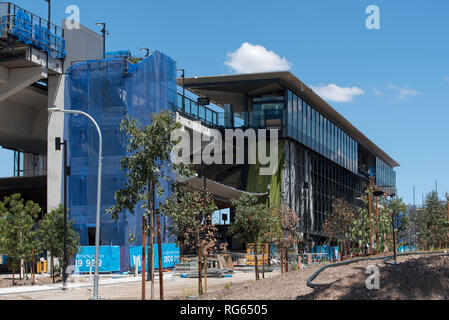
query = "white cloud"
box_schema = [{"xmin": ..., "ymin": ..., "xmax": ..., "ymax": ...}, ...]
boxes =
[
  {"xmin": 372, "ymin": 88, "xmax": 385, "ymax": 97},
  {"xmin": 444, "ymin": 75, "xmax": 449, "ymax": 83},
  {"xmin": 387, "ymin": 84, "xmax": 419, "ymax": 100},
  {"xmin": 225, "ymin": 42, "xmax": 292, "ymax": 74},
  {"xmin": 310, "ymin": 84, "xmax": 364, "ymax": 103}
]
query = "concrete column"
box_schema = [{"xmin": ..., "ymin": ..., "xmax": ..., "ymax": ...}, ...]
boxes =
[{"xmin": 47, "ymin": 74, "xmax": 65, "ymax": 275}]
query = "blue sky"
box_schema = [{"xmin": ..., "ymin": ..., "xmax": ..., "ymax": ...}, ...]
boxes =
[{"xmin": 1, "ymin": 0, "xmax": 448, "ymax": 205}]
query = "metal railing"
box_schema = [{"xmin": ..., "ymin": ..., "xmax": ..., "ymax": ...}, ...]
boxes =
[
  {"xmin": 0, "ymin": 2, "xmax": 65, "ymax": 59},
  {"xmin": 177, "ymin": 93, "xmax": 284, "ymax": 130}
]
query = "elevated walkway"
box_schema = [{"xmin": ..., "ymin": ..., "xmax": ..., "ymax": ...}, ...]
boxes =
[
  {"xmin": 0, "ymin": 2, "xmax": 66, "ymax": 155},
  {"xmin": 0, "ymin": 2, "xmax": 65, "ymax": 74}
]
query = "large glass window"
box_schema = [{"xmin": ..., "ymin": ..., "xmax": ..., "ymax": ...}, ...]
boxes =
[
  {"xmin": 312, "ymin": 107, "xmax": 315, "ymax": 151},
  {"xmin": 287, "ymin": 90, "xmax": 293, "ymax": 137},
  {"xmin": 319, "ymin": 113, "xmax": 323, "ymax": 155},
  {"xmin": 316, "ymin": 110, "xmax": 320, "ymax": 153},
  {"xmin": 298, "ymin": 97, "xmax": 303, "ymax": 143},
  {"xmin": 349, "ymin": 138, "xmax": 353, "ymax": 173},
  {"xmin": 344, "ymin": 133, "xmax": 348, "ymax": 170},
  {"xmin": 307, "ymin": 104, "xmax": 312, "ymax": 148},
  {"xmin": 338, "ymin": 128, "xmax": 342, "ymax": 166},
  {"xmin": 293, "ymin": 93, "xmax": 298, "ymax": 141},
  {"xmin": 327, "ymin": 119, "xmax": 331, "ymax": 159},
  {"xmin": 331, "ymin": 122, "xmax": 335, "ymax": 161}
]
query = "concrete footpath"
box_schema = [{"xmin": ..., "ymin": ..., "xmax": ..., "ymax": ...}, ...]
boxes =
[
  {"xmin": 0, "ymin": 275, "xmax": 146, "ymax": 296},
  {"xmin": 0, "ymin": 271, "xmax": 280, "ymax": 300}
]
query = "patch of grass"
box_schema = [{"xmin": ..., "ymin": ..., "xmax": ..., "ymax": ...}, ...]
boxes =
[
  {"xmin": 181, "ymin": 287, "xmax": 195, "ymax": 299},
  {"xmin": 224, "ymin": 282, "xmax": 233, "ymax": 290}
]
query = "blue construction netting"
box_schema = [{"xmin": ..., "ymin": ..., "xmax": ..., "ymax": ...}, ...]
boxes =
[
  {"xmin": 0, "ymin": 4, "xmax": 66, "ymax": 59},
  {"xmin": 64, "ymin": 51, "xmax": 178, "ymax": 256}
]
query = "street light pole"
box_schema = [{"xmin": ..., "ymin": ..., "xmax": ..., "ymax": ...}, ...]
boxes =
[
  {"xmin": 48, "ymin": 108, "xmax": 103, "ymax": 300},
  {"xmin": 55, "ymin": 137, "xmax": 70, "ymax": 290},
  {"xmin": 96, "ymin": 23, "xmax": 108, "ymax": 59},
  {"xmin": 177, "ymin": 69, "xmax": 185, "ymax": 112}
]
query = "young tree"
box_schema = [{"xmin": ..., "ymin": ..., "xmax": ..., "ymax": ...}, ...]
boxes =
[
  {"xmin": 229, "ymin": 193, "xmax": 276, "ymax": 280},
  {"xmin": 162, "ymin": 183, "xmax": 226, "ymax": 295},
  {"xmin": 323, "ymin": 198, "xmax": 357, "ymax": 259},
  {"xmin": 39, "ymin": 204, "xmax": 80, "ymax": 283},
  {"xmin": 269, "ymin": 204, "xmax": 300, "ymax": 272},
  {"xmin": 415, "ymin": 192, "xmax": 448, "ymax": 250},
  {"xmin": 107, "ymin": 111, "xmax": 191, "ymax": 300},
  {"xmin": 0, "ymin": 194, "xmax": 41, "ymax": 285}
]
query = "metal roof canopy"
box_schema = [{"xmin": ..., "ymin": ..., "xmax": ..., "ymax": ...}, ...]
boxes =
[
  {"xmin": 178, "ymin": 72, "xmax": 400, "ymax": 168},
  {"xmin": 183, "ymin": 177, "xmax": 267, "ymax": 204}
]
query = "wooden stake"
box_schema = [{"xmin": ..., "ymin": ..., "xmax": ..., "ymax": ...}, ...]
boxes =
[
  {"xmin": 369, "ymin": 192, "xmax": 373, "ymax": 255},
  {"xmin": 280, "ymin": 243, "xmax": 284, "ymax": 274},
  {"xmin": 284, "ymin": 247, "xmax": 288, "ymax": 273},
  {"xmin": 198, "ymin": 246, "xmax": 203, "ymax": 295},
  {"xmin": 157, "ymin": 216, "xmax": 164, "ymax": 300},
  {"xmin": 204, "ymin": 255, "xmax": 208, "ymax": 294},
  {"xmin": 12, "ymin": 260, "xmax": 15, "ymax": 286},
  {"xmin": 254, "ymin": 245, "xmax": 259, "ymax": 280},
  {"xmin": 32, "ymin": 248, "xmax": 35, "ymax": 286},
  {"xmin": 51, "ymin": 254, "xmax": 55, "ymax": 283},
  {"xmin": 262, "ymin": 246, "xmax": 265, "ymax": 279},
  {"xmin": 142, "ymin": 215, "xmax": 146, "ymax": 301},
  {"xmin": 375, "ymin": 196, "xmax": 379, "ymax": 254}
]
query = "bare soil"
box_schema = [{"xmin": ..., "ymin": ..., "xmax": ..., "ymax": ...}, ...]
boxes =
[
  {"xmin": 0, "ymin": 275, "xmax": 62, "ymax": 288},
  {"xmin": 198, "ymin": 254, "xmax": 449, "ymax": 300}
]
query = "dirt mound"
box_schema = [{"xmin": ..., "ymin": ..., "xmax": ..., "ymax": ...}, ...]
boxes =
[
  {"xmin": 301, "ymin": 255, "xmax": 449, "ymax": 300},
  {"xmin": 198, "ymin": 254, "xmax": 449, "ymax": 300}
]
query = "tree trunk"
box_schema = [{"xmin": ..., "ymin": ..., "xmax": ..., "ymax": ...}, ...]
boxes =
[
  {"xmin": 150, "ymin": 212, "xmax": 155, "ymax": 300},
  {"xmin": 12, "ymin": 260, "xmax": 15, "ymax": 286},
  {"xmin": 51, "ymin": 254, "xmax": 55, "ymax": 283},
  {"xmin": 262, "ymin": 248, "xmax": 265, "ymax": 279},
  {"xmin": 254, "ymin": 246, "xmax": 259, "ymax": 281},
  {"xmin": 280, "ymin": 243, "xmax": 284, "ymax": 274},
  {"xmin": 204, "ymin": 255, "xmax": 208, "ymax": 294},
  {"xmin": 24, "ymin": 261, "xmax": 28, "ymax": 280},
  {"xmin": 32, "ymin": 249, "xmax": 35, "ymax": 286},
  {"xmin": 141, "ymin": 214, "xmax": 146, "ymax": 301},
  {"xmin": 198, "ymin": 246, "xmax": 203, "ymax": 295},
  {"xmin": 157, "ymin": 215, "xmax": 164, "ymax": 301},
  {"xmin": 284, "ymin": 246, "xmax": 288, "ymax": 273}
]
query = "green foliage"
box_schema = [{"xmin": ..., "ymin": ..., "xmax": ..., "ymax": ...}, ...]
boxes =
[
  {"xmin": 323, "ymin": 190, "xmax": 408, "ymax": 255},
  {"xmin": 412, "ymin": 191, "xmax": 449, "ymax": 250},
  {"xmin": 268, "ymin": 203, "xmax": 300, "ymax": 246},
  {"xmin": 38, "ymin": 204, "xmax": 80, "ymax": 264},
  {"xmin": 162, "ymin": 183, "xmax": 226, "ymax": 256},
  {"xmin": 107, "ymin": 111, "xmax": 192, "ymax": 225},
  {"xmin": 228, "ymin": 193, "xmax": 274, "ymax": 245},
  {"xmin": 0, "ymin": 194, "xmax": 41, "ymax": 279}
]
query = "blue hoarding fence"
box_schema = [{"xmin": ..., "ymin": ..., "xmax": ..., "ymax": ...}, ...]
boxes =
[
  {"xmin": 129, "ymin": 244, "xmax": 180, "ymax": 271},
  {"xmin": 398, "ymin": 245, "xmax": 417, "ymax": 253},
  {"xmin": 74, "ymin": 246, "xmax": 121, "ymax": 273},
  {"xmin": 311, "ymin": 246, "xmax": 340, "ymax": 262}
]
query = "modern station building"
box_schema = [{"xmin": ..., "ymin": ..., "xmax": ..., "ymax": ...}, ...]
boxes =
[
  {"xmin": 176, "ymin": 73, "xmax": 399, "ymax": 247},
  {"xmin": 0, "ymin": 1, "xmax": 399, "ymax": 268}
]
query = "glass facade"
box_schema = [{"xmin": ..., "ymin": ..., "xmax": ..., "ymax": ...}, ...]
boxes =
[
  {"xmin": 286, "ymin": 89, "xmax": 358, "ymax": 174},
  {"xmin": 376, "ymin": 157, "xmax": 397, "ymax": 189}
]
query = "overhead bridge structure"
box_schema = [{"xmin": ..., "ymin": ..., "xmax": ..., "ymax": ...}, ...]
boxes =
[{"xmin": 0, "ymin": 1, "xmax": 103, "ymax": 214}]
